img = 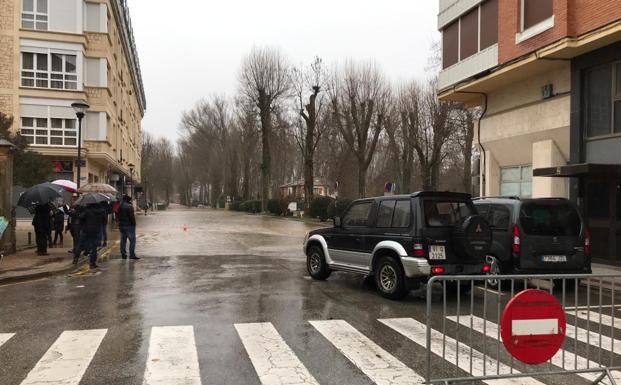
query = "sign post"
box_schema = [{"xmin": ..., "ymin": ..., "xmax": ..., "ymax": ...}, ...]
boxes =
[{"xmin": 500, "ymin": 289, "xmax": 566, "ymax": 365}]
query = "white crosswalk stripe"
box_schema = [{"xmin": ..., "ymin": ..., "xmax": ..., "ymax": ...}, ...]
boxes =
[
  {"xmin": 447, "ymin": 315, "xmax": 621, "ymax": 384},
  {"xmin": 143, "ymin": 326, "xmax": 202, "ymax": 385},
  {"xmin": 379, "ymin": 318, "xmax": 544, "ymax": 385},
  {"xmin": 20, "ymin": 329, "xmax": 107, "ymax": 385},
  {"xmin": 571, "ymin": 310, "xmax": 621, "ymax": 330},
  {"xmin": 310, "ymin": 319, "xmax": 424, "ymax": 385},
  {"xmin": 0, "ymin": 333, "xmax": 14, "ymax": 347},
  {"xmin": 235, "ymin": 322, "xmax": 319, "ymax": 385}
]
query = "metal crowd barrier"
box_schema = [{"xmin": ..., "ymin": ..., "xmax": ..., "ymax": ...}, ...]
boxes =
[{"xmin": 425, "ymin": 274, "xmax": 621, "ymax": 385}]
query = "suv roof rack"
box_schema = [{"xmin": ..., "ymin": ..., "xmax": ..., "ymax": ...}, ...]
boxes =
[{"xmin": 472, "ymin": 196, "xmax": 521, "ymax": 201}]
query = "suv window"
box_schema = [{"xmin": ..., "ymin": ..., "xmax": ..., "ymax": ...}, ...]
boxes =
[
  {"xmin": 343, "ymin": 202, "xmax": 372, "ymax": 227},
  {"xmin": 376, "ymin": 200, "xmax": 411, "ymax": 228},
  {"xmin": 392, "ymin": 200, "xmax": 411, "ymax": 228},
  {"xmin": 423, "ymin": 200, "xmax": 473, "ymax": 227},
  {"xmin": 376, "ymin": 200, "xmax": 395, "ymax": 227},
  {"xmin": 519, "ymin": 202, "xmax": 581, "ymax": 236},
  {"xmin": 490, "ymin": 204, "xmax": 511, "ymax": 230},
  {"xmin": 476, "ymin": 203, "xmax": 491, "ymax": 219}
]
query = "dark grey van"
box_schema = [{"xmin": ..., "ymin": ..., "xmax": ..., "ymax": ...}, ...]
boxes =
[{"xmin": 473, "ymin": 197, "xmax": 591, "ymax": 280}]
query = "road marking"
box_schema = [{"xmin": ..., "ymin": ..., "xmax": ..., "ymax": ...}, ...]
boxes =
[
  {"xmin": 0, "ymin": 333, "xmax": 14, "ymax": 347},
  {"xmin": 310, "ymin": 319, "xmax": 423, "ymax": 384},
  {"xmin": 379, "ymin": 318, "xmax": 543, "ymax": 385},
  {"xmin": 571, "ymin": 310, "xmax": 621, "ymax": 330},
  {"xmin": 20, "ymin": 329, "xmax": 107, "ymax": 385},
  {"xmin": 447, "ymin": 315, "xmax": 621, "ymax": 384},
  {"xmin": 235, "ymin": 322, "xmax": 318, "ymax": 385},
  {"xmin": 143, "ymin": 326, "xmax": 202, "ymax": 385}
]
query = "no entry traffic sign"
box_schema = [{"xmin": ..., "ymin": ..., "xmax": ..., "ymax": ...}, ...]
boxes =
[{"xmin": 500, "ymin": 289, "xmax": 566, "ymax": 365}]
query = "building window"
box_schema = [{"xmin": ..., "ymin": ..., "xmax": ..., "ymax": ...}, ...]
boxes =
[
  {"xmin": 521, "ymin": 0, "xmax": 553, "ymax": 31},
  {"xmin": 442, "ymin": 0, "xmax": 498, "ymax": 69},
  {"xmin": 585, "ymin": 62, "xmax": 621, "ymax": 138},
  {"xmin": 20, "ymin": 117, "xmax": 78, "ymax": 147},
  {"xmin": 21, "ymin": 52, "xmax": 77, "ymax": 90},
  {"xmin": 22, "ymin": 0, "xmax": 48, "ymax": 30},
  {"xmin": 500, "ymin": 165, "xmax": 532, "ymax": 198}
]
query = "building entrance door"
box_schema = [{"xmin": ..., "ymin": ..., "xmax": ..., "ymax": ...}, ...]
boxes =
[{"xmin": 585, "ymin": 180, "xmax": 620, "ymax": 262}]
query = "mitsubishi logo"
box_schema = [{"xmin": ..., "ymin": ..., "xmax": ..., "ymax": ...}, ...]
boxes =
[
  {"xmin": 475, "ymin": 224, "xmax": 482, "ymax": 233},
  {"xmin": 553, "ymin": 236, "xmax": 558, "ymax": 243}
]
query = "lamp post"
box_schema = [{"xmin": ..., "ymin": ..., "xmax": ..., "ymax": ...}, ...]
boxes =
[
  {"xmin": 128, "ymin": 163, "xmax": 135, "ymax": 199},
  {"xmin": 71, "ymin": 101, "xmax": 89, "ymax": 189}
]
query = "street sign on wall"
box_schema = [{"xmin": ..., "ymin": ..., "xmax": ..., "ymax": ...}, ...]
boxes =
[{"xmin": 500, "ymin": 289, "xmax": 566, "ymax": 365}]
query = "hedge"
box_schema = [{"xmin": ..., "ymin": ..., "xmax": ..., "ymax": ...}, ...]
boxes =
[
  {"xmin": 267, "ymin": 198, "xmax": 283, "ymax": 215},
  {"xmin": 309, "ymin": 196, "xmax": 334, "ymax": 221}
]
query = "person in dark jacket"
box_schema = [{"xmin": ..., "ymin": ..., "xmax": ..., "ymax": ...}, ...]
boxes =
[
  {"xmin": 52, "ymin": 207, "xmax": 65, "ymax": 246},
  {"xmin": 32, "ymin": 204, "xmax": 51, "ymax": 256},
  {"xmin": 119, "ymin": 195, "xmax": 139, "ymax": 260},
  {"xmin": 100, "ymin": 202, "xmax": 111, "ymax": 248},
  {"xmin": 78, "ymin": 203, "xmax": 106, "ymax": 269}
]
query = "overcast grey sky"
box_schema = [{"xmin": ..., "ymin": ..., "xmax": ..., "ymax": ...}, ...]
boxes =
[{"xmin": 129, "ymin": 0, "xmax": 439, "ymax": 141}]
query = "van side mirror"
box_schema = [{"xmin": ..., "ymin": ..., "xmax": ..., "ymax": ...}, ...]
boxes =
[{"xmin": 334, "ymin": 216, "xmax": 342, "ymax": 227}]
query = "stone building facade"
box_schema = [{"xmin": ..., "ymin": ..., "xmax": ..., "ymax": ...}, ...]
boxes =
[{"xmin": 0, "ymin": 0, "xmax": 145, "ymax": 189}]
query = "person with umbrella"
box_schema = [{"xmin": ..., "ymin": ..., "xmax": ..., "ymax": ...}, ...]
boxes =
[
  {"xmin": 75, "ymin": 194, "xmax": 108, "ymax": 269},
  {"xmin": 17, "ymin": 183, "xmax": 64, "ymax": 256},
  {"xmin": 32, "ymin": 203, "xmax": 52, "ymax": 256}
]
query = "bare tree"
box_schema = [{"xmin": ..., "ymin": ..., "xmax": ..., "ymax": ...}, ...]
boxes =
[
  {"xmin": 238, "ymin": 47, "xmax": 290, "ymax": 211},
  {"xmin": 329, "ymin": 60, "xmax": 389, "ymax": 198},
  {"xmin": 292, "ymin": 57, "xmax": 329, "ymax": 211}
]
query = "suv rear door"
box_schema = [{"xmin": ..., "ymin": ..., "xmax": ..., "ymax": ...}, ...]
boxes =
[
  {"xmin": 419, "ymin": 197, "xmax": 480, "ymax": 265},
  {"xmin": 366, "ymin": 199, "xmax": 413, "ymax": 257},
  {"xmin": 518, "ymin": 200, "xmax": 585, "ymax": 271}
]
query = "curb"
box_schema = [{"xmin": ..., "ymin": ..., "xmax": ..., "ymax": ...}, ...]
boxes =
[{"xmin": 0, "ymin": 244, "xmax": 115, "ymax": 286}]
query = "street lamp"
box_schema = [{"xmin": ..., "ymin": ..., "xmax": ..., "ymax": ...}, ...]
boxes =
[
  {"xmin": 71, "ymin": 101, "xmax": 89, "ymax": 189},
  {"xmin": 128, "ymin": 163, "xmax": 135, "ymax": 199}
]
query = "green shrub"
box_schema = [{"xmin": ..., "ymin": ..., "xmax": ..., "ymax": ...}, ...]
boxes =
[
  {"xmin": 309, "ymin": 196, "xmax": 334, "ymax": 221},
  {"xmin": 242, "ymin": 200, "xmax": 261, "ymax": 213},
  {"xmin": 267, "ymin": 198, "xmax": 283, "ymax": 215},
  {"xmin": 327, "ymin": 198, "xmax": 353, "ymax": 218},
  {"xmin": 229, "ymin": 201, "xmax": 242, "ymax": 211}
]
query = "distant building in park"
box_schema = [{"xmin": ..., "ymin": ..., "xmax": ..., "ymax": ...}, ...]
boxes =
[
  {"xmin": 279, "ymin": 178, "xmax": 332, "ymax": 200},
  {"xmin": 0, "ymin": 0, "xmax": 145, "ymax": 190},
  {"xmin": 437, "ymin": 0, "xmax": 621, "ymax": 261}
]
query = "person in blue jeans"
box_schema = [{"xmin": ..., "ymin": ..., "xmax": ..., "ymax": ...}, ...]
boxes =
[{"xmin": 118, "ymin": 195, "xmax": 139, "ymax": 260}]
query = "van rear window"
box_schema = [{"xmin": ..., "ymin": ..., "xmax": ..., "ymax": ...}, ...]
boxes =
[
  {"xmin": 519, "ymin": 202, "xmax": 581, "ymax": 236},
  {"xmin": 423, "ymin": 200, "xmax": 473, "ymax": 227}
]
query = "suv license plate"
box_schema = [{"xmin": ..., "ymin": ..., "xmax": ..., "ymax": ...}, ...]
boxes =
[
  {"xmin": 542, "ymin": 255, "xmax": 567, "ymax": 262},
  {"xmin": 429, "ymin": 245, "xmax": 446, "ymax": 260}
]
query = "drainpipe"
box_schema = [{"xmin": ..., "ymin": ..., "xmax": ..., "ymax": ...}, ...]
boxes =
[{"xmin": 456, "ymin": 92, "xmax": 489, "ymax": 196}]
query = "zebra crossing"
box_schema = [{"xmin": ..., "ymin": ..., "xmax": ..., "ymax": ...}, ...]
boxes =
[{"xmin": 3, "ymin": 311, "xmax": 621, "ymax": 385}]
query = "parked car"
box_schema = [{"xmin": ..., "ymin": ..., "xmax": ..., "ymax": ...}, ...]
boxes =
[
  {"xmin": 303, "ymin": 191, "xmax": 492, "ymax": 299},
  {"xmin": 472, "ymin": 197, "xmax": 591, "ymax": 285}
]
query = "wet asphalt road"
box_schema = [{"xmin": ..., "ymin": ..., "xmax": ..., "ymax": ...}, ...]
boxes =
[
  {"xmin": 0, "ymin": 208, "xmax": 437, "ymax": 385},
  {"xmin": 0, "ymin": 208, "xmax": 613, "ymax": 385}
]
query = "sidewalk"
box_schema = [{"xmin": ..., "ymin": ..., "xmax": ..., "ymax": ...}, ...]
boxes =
[{"xmin": 0, "ymin": 227, "xmax": 118, "ymax": 285}]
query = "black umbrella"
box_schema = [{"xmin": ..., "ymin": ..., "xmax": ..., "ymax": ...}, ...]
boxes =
[
  {"xmin": 75, "ymin": 193, "xmax": 111, "ymax": 207},
  {"xmin": 17, "ymin": 182, "xmax": 65, "ymax": 208}
]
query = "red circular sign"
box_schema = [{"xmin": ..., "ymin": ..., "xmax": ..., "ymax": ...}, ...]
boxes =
[{"xmin": 500, "ymin": 289, "xmax": 566, "ymax": 365}]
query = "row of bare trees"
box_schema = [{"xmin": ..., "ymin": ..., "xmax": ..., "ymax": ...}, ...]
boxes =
[{"xmin": 141, "ymin": 47, "xmax": 478, "ymax": 210}]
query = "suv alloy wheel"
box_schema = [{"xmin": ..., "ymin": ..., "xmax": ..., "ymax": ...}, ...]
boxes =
[
  {"xmin": 306, "ymin": 245, "xmax": 331, "ymax": 280},
  {"xmin": 375, "ymin": 256, "xmax": 408, "ymax": 300}
]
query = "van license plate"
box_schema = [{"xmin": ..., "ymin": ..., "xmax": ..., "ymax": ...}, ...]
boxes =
[
  {"xmin": 429, "ymin": 245, "xmax": 446, "ymax": 260},
  {"xmin": 542, "ymin": 255, "xmax": 567, "ymax": 262}
]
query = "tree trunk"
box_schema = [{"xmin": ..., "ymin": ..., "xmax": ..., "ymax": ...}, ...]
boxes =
[
  {"xmin": 357, "ymin": 161, "xmax": 367, "ymax": 198},
  {"xmin": 402, "ymin": 152, "xmax": 412, "ymax": 193},
  {"xmin": 304, "ymin": 158, "xmax": 313, "ymax": 212},
  {"xmin": 259, "ymin": 99, "xmax": 271, "ymax": 212}
]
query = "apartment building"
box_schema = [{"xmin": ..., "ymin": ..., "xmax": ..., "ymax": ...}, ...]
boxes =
[
  {"xmin": 0, "ymin": 0, "xmax": 145, "ymax": 189},
  {"xmin": 437, "ymin": 0, "xmax": 621, "ymax": 261}
]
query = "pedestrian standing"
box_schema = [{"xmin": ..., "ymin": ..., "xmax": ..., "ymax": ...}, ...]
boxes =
[
  {"xmin": 119, "ymin": 195, "xmax": 139, "ymax": 260},
  {"xmin": 100, "ymin": 202, "xmax": 110, "ymax": 248},
  {"xmin": 32, "ymin": 204, "xmax": 51, "ymax": 256},
  {"xmin": 78, "ymin": 203, "xmax": 105, "ymax": 269},
  {"xmin": 52, "ymin": 206, "xmax": 65, "ymax": 247}
]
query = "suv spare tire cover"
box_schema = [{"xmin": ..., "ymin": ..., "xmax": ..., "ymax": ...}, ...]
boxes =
[{"xmin": 452, "ymin": 215, "xmax": 492, "ymax": 259}]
